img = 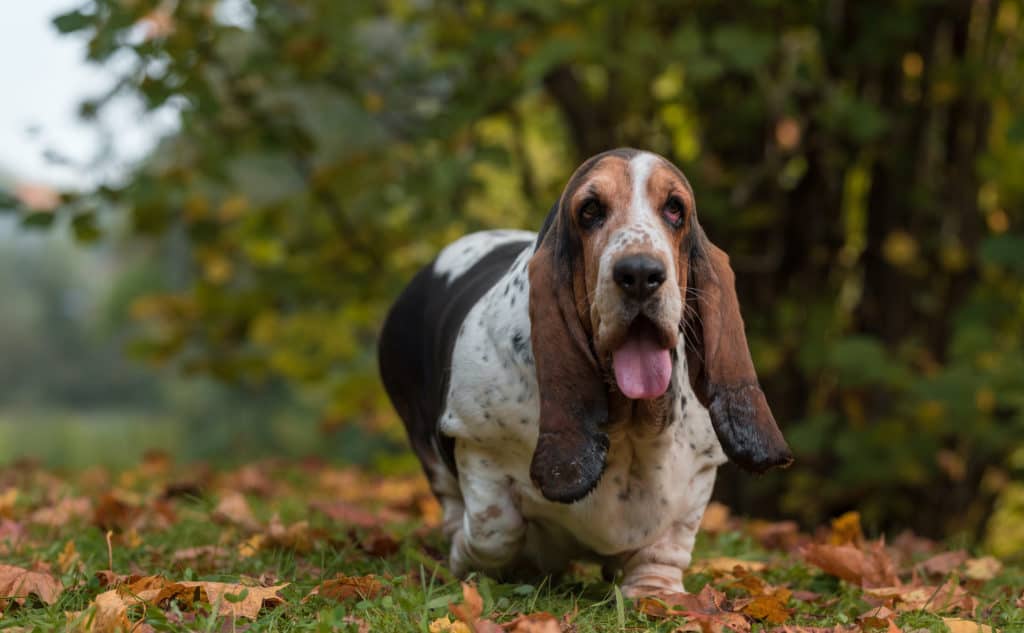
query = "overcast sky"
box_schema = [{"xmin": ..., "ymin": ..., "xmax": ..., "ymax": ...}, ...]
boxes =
[{"xmin": 0, "ymin": 1, "xmax": 177, "ymax": 189}]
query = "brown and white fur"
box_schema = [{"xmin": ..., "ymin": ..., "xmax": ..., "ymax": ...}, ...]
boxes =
[{"xmin": 378, "ymin": 148, "xmax": 792, "ymax": 596}]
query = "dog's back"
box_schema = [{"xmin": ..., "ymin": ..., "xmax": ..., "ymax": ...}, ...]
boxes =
[{"xmin": 378, "ymin": 232, "xmax": 534, "ymax": 485}]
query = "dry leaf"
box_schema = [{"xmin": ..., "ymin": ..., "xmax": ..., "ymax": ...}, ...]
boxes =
[
  {"xmin": 747, "ymin": 520, "xmax": 805, "ymax": 552},
  {"xmin": 212, "ymin": 491, "xmax": 259, "ymax": 531},
  {"xmin": 28, "ymin": 497, "xmax": 92, "ymax": 527},
  {"xmin": 305, "ymin": 575, "xmax": 387, "ymax": 602},
  {"xmin": 430, "ymin": 616, "xmax": 473, "ymax": 633},
  {"xmin": 267, "ymin": 514, "xmax": 314, "ymax": 552},
  {"xmin": 690, "ymin": 557, "xmax": 767, "ymax": 576},
  {"xmin": 802, "ymin": 540, "xmax": 898, "ymax": 587},
  {"xmin": 943, "ymin": 619, "xmax": 993, "ymax": 633},
  {"xmin": 919, "ymin": 550, "xmax": 968, "ymax": 577},
  {"xmin": 450, "ymin": 581, "xmax": 484, "ymax": 623},
  {"xmin": 170, "ymin": 545, "xmax": 230, "ymax": 570},
  {"xmin": 828, "ymin": 512, "xmax": 864, "ymax": 546},
  {"xmin": 502, "ymin": 612, "xmax": 563, "ymax": 632},
  {"xmin": 91, "ymin": 576, "xmax": 287, "ymax": 623},
  {"xmin": 310, "ymin": 499, "xmax": 408, "ymax": 527},
  {"xmin": 963, "ymin": 556, "xmax": 1001, "ymax": 581},
  {"xmin": 638, "ymin": 584, "xmax": 751, "ymax": 632},
  {"xmin": 863, "ymin": 580, "xmax": 974, "ymax": 614},
  {"xmin": 858, "ymin": 605, "xmax": 897, "ymax": 628},
  {"xmin": 700, "ymin": 502, "xmax": 732, "ymax": 534},
  {"xmin": 740, "ymin": 589, "xmax": 791, "ymax": 624},
  {"xmin": 57, "ymin": 539, "xmax": 79, "ymax": 573},
  {"xmin": 0, "ymin": 564, "xmax": 62, "ymax": 609}
]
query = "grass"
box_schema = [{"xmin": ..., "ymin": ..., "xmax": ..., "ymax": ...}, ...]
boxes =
[{"xmin": 0, "ymin": 459, "xmax": 1022, "ymax": 632}]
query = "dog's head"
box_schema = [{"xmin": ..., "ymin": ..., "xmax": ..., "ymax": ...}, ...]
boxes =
[{"xmin": 528, "ymin": 148, "xmax": 792, "ymax": 503}]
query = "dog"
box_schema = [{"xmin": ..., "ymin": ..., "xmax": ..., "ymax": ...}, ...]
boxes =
[{"xmin": 379, "ymin": 148, "xmax": 792, "ymax": 596}]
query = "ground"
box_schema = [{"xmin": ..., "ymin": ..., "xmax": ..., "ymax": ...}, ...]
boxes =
[{"xmin": 0, "ymin": 455, "xmax": 1020, "ymax": 632}]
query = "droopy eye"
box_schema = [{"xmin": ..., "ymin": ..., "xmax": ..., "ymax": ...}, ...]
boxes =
[
  {"xmin": 662, "ymin": 196, "xmax": 686, "ymax": 228},
  {"xmin": 579, "ymin": 199, "xmax": 606, "ymax": 229}
]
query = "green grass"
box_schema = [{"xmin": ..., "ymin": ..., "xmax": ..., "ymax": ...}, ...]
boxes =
[{"xmin": 1, "ymin": 461, "xmax": 1022, "ymax": 632}]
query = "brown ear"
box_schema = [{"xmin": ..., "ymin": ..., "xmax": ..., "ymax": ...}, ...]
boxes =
[
  {"xmin": 528, "ymin": 209, "xmax": 609, "ymax": 503},
  {"xmin": 685, "ymin": 228, "xmax": 793, "ymax": 472}
]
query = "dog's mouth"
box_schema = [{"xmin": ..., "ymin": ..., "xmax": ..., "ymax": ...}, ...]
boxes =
[{"xmin": 611, "ymin": 315, "xmax": 674, "ymax": 400}]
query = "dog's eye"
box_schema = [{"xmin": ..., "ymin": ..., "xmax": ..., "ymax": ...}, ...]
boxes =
[
  {"xmin": 579, "ymin": 199, "xmax": 606, "ymax": 229},
  {"xmin": 662, "ymin": 197, "xmax": 686, "ymax": 227}
]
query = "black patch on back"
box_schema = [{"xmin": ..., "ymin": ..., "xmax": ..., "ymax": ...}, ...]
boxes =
[{"xmin": 378, "ymin": 240, "xmax": 532, "ymax": 484}]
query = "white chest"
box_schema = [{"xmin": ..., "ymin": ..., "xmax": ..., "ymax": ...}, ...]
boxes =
[{"xmin": 442, "ymin": 257, "xmax": 726, "ymax": 558}]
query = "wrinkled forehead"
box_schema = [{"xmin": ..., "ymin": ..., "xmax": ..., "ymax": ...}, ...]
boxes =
[{"xmin": 562, "ymin": 150, "xmax": 694, "ymax": 208}]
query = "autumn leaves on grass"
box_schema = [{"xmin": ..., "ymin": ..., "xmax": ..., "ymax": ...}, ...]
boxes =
[
  {"xmin": 0, "ymin": 456, "xmax": 1014, "ymax": 632},
  {"xmin": 632, "ymin": 507, "xmax": 1002, "ymax": 632}
]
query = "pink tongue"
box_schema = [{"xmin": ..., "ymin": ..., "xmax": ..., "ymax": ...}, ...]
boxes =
[{"xmin": 612, "ymin": 332, "xmax": 673, "ymax": 400}]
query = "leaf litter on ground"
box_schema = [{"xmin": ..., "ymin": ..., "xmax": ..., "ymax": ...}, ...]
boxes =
[{"xmin": 0, "ymin": 456, "xmax": 1018, "ymax": 632}]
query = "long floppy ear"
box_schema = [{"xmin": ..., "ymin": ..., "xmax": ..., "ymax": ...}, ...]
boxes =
[
  {"xmin": 528, "ymin": 207, "xmax": 609, "ymax": 503},
  {"xmin": 685, "ymin": 227, "xmax": 793, "ymax": 472}
]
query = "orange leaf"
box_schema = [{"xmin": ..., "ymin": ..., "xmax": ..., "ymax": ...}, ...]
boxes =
[
  {"xmin": 862, "ymin": 580, "xmax": 974, "ymax": 614},
  {"xmin": 0, "ymin": 564, "xmax": 62, "ymax": 609},
  {"xmin": 690, "ymin": 557, "xmax": 767, "ymax": 576},
  {"xmin": 828, "ymin": 512, "xmax": 864, "ymax": 546},
  {"xmin": 801, "ymin": 541, "xmax": 898, "ymax": 587},
  {"xmin": 212, "ymin": 491, "xmax": 259, "ymax": 531},
  {"xmin": 450, "ymin": 581, "xmax": 484, "ymax": 624},
  {"xmin": 305, "ymin": 575, "xmax": 387, "ymax": 602},
  {"xmin": 942, "ymin": 618, "xmax": 994, "ymax": 633},
  {"xmin": 502, "ymin": 612, "xmax": 562, "ymax": 632},
  {"xmin": 638, "ymin": 585, "xmax": 751, "ymax": 632}
]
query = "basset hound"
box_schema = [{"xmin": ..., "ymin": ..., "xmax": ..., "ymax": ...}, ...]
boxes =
[{"xmin": 379, "ymin": 148, "xmax": 792, "ymax": 596}]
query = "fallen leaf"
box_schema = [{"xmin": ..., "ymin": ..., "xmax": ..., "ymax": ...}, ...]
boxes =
[
  {"xmin": 92, "ymin": 575, "xmax": 287, "ymax": 622},
  {"xmin": 829, "ymin": 511, "xmax": 864, "ymax": 546},
  {"xmin": 28, "ymin": 496, "xmax": 92, "ymax": 527},
  {"xmin": 212, "ymin": 491, "xmax": 259, "ymax": 531},
  {"xmin": 863, "ymin": 580, "xmax": 974, "ymax": 614},
  {"xmin": 450, "ymin": 581, "xmax": 484, "ymax": 623},
  {"xmin": 185, "ymin": 581, "xmax": 287, "ymax": 619},
  {"xmin": 638, "ymin": 585, "xmax": 751, "ymax": 632},
  {"xmin": 802, "ymin": 540, "xmax": 898, "ymax": 587},
  {"xmin": 57, "ymin": 539, "xmax": 79, "ymax": 573},
  {"xmin": 0, "ymin": 564, "xmax": 62, "ymax": 609},
  {"xmin": 963, "ymin": 556, "xmax": 1001, "ymax": 581},
  {"xmin": 430, "ymin": 616, "xmax": 472, "ymax": 633},
  {"xmin": 740, "ymin": 589, "xmax": 791, "ymax": 624},
  {"xmin": 691, "ymin": 557, "xmax": 767, "ymax": 576},
  {"xmin": 858, "ymin": 605, "xmax": 897, "ymax": 628},
  {"xmin": 700, "ymin": 502, "xmax": 732, "ymax": 534},
  {"xmin": 0, "ymin": 488, "xmax": 18, "ymax": 518},
  {"xmin": 360, "ymin": 530, "xmax": 400, "ymax": 557},
  {"xmin": 170, "ymin": 545, "xmax": 230, "ymax": 570},
  {"xmin": 238, "ymin": 533, "xmax": 265, "ymax": 558},
  {"xmin": 942, "ymin": 618, "xmax": 994, "ymax": 633},
  {"xmin": 919, "ymin": 550, "xmax": 968, "ymax": 577},
  {"xmin": 502, "ymin": 612, "xmax": 562, "ymax": 632},
  {"xmin": 266, "ymin": 514, "xmax": 313, "ymax": 552},
  {"xmin": 305, "ymin": 574, "xmax": 387, "ymax": 602},
  {"xmin": 310, "ymin": 499, "xmax": 408, "ymax": 527},
  {"xmin": 747, "ymin": 520, "xmax": 806, "ymax": 552}
]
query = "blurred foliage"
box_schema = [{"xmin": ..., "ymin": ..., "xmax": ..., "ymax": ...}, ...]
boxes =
[{"xmin": 10, "ymin": 0, "xmax": 1024, "ymax": 548}]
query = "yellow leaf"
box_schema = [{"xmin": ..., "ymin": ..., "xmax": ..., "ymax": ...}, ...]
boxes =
[
  {"xmin": 964, "ymin": 556, "xmax": 1002, "ymax": 581},
  {"xmin": 943, "ymin": 618, "xmax": 994, "ymax": 633}
]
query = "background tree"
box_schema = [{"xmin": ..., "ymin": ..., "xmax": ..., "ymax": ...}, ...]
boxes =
[{"xmin": 13, "ymin": 0, "xmax": 1024, "ymax": 547}]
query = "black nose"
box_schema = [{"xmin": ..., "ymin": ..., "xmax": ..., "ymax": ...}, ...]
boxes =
[{"xmin": 613, "ymin": 255, "xmax": 666, "ymax": 300}]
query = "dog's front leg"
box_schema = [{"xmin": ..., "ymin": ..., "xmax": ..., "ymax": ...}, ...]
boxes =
[
  {"xmin": 448, "ymin": 445, "xmax": 526, "ymax": 577},
  {"xmin": 618, "ymin": 468, "xmax": 716, "ymax": 597}
]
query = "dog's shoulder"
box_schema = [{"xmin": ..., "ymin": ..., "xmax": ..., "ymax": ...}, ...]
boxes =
[{"xmin": 379, "ymin": 230, "xmax": 535, "ymax": 476}]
